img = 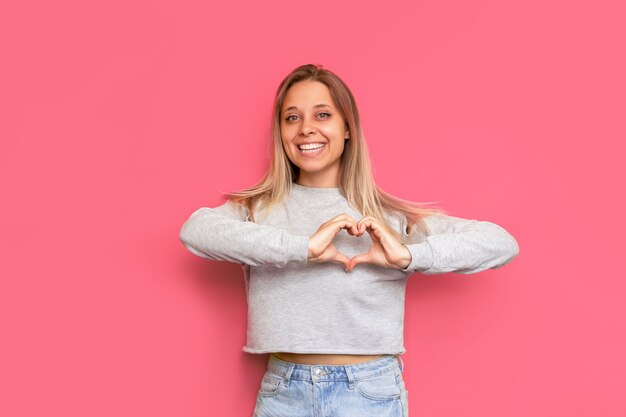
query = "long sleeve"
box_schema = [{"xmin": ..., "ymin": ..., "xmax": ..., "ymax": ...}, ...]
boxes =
[
  {"xmin": 400, "ymin": 213, "xmax": 519, "ymax": 275},
  {"xmin": 179, "ymin": 200, "xmax": 310, "ymax": 268}
]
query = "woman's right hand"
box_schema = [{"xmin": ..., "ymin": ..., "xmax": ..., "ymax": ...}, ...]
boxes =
[{"xmin": 308, "ymin": 214, "xmax": 362, "ymax": 271}]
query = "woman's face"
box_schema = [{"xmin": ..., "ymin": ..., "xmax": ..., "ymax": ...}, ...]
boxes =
[{"xmin": 280, "ymin": 80, "xmax": 350, "ymax": 187}]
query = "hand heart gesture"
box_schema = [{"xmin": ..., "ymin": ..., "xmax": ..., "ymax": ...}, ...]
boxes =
[
  {"xmin": 307, "ymin": 214, "xmax": 412, "ymax": 272},
  {"xmin": 307, "ymin": 213, "xmax": 361, "ymax": 271},
  {"xmin": 347, "ymin": 215, "xmax": 412, "ymax": 271}
]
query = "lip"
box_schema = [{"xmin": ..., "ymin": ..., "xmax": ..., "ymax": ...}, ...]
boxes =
[{"xmin": 296, "ymin": 142, "xmax": 326, "ymax": 158}]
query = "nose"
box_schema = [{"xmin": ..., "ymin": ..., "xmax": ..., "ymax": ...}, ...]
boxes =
[{"xmin": 299, "ymin": 118, "xmax": 316, "ymax": 136}]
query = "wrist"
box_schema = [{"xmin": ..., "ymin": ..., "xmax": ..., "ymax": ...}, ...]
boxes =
[{"xmin": 396, "ymin": 245, "xmax": 412, "ymax": 269}]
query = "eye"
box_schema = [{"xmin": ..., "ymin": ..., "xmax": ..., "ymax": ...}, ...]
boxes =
[
  {"xmin": 318, "ymin": 112, "xmax": 331, "ymax": 119},
  {"xmin": 285, "ymin": 115, "xmax": 298, "ymax": 122}
]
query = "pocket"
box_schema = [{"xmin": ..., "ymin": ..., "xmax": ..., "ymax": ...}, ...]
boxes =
[
  {"xmin": 257, "ymin": 372, "xmax": 283, "ymax": 398},
  {"xmin": 354, "ymin": 369, "xmax": 402, "ymax": 401},
  {"xmin": 397, "ymin": 376, "xmax": 409, "ymax": 417}
]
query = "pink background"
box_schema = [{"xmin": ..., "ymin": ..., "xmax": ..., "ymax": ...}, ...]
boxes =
[{"xmin": 1, "ymin": 0, "xmax": 624, "ymax": 416}]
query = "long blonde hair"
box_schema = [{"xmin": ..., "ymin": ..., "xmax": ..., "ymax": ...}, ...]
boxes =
[{"xmin": 224, "ymin": 64, "xmax": 446, "ymax": 241}]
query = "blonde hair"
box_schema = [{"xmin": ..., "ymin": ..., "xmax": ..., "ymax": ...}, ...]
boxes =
[{"xmin": 224, "ymin": 64, "xmax": 446, "ymax": 241}]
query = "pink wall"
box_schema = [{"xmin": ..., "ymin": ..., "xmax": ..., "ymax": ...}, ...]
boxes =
[{"xmin": 1, "ymin": 1, "xmax": 624, "ymax": 416}]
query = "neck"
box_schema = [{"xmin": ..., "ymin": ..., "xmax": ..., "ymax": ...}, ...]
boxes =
[{"xmin": 295, "ymin": 174, "xmax": 340, "ymax": 188}]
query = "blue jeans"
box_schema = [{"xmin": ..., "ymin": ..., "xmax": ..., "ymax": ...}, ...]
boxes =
[{"xmin": 252, "ymin": 354, "xmax": 409, "ymax": 417}]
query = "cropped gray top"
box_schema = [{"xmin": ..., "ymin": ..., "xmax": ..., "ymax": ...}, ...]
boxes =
[{"xmin": 179, "ymin": 182, "xmax": 519, "ymax": 355}]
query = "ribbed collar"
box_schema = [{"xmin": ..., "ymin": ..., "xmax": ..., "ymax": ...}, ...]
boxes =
[{"xmin": 291, "ymin": 181, "xmax": 343, "ymax": 197}]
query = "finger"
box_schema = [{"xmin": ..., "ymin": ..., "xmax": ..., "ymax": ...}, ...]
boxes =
[
  {"xmin": 349, "ymin": 252, "xmax": 371, "ymax": 271},
  {"xmin": 362, "ymin": 222, "xmax": 401, "ymax": 257},
  {"xmin": 343, "ymin": 215, "xmax": 359, "ymax": 230},
  {"xmin": 344, "ymin": 222, "xmax": 359, "ymax": 236},
  {"xmin": 334, "ymin": 252, "xmax": 352, "ymax": 271},
  {"xmin": 326, "ymin": 219, "xmax": 350, "ymax": 233},
  {"xmin": 362, "ymin": 219, "xmax": 385, "ymax": 242},
  {"xmin": 331, "ymin": 218, "xmax": 359, "ymax": 236},
  {"xmin": 329, "ymin": 213, "xmax": 358, "ymax": 224},
  {"xmin": 361, "ymin": 217, "xmax": 378, "ymax": 231},
  {"xmin": 339, "ymin": 219, "xmax": 358, "ymax": 235},
  {"xmin": 359, "ymin": 220, "xmax": 375, "ymax": 239}
]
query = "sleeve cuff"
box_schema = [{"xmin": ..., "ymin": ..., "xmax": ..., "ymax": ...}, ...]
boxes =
[
  {"xmin": 283, "ymin": 234, "xmax": 310, "ymax": 265},
  {"xmin": 401, "ymin": 241, "xmax": 435, "ymax": 273}
]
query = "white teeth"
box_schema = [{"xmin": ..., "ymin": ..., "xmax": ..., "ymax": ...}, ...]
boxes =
[{"xmin": 298, "ymin": 143, "xmax": 325, "ymax": 150}]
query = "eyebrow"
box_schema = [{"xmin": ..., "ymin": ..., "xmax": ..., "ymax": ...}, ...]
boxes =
[{"xmin": 282, "ymin": 103, "xmax": 333, "ymax": 113}]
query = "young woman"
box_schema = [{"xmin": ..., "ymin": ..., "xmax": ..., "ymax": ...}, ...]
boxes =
[{"xmin": 179, "ymin": 64, "xmax": 519, "ymax": 417}]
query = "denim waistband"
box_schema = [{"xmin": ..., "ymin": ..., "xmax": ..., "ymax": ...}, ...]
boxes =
[{"xmin": 267, "ymin": 354, "xmax": 404, "ymax": 384}]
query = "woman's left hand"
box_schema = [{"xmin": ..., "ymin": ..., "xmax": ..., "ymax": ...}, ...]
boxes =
[{"xmin": 347, "ymin": 216, "xmax": 412, "ymax": 272}]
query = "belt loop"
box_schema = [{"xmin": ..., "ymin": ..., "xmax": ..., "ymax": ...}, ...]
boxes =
[
  {"xmin": 395, "ymin": 354, "xmax": 405, "ymax": 372},
  {"xmin": 344, "ymin": 364, "xmax": 356, "ymax": 390},
  {"xmin": 283, "ymin": 363, "xmax": 295, "ymax": 387}
]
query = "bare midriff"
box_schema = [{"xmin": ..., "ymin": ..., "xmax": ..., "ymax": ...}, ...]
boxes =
[{"xmin": 272, "ymin": 352, "xmax": 387, "ymax": 365}]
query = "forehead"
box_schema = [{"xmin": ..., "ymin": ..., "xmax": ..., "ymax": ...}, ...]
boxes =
[{"xmin": 282, "ymin": 80, "xmax": 334, "ymax": 110}]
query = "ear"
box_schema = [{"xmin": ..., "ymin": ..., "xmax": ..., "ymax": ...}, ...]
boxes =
[{"xmin": 345, "ymin": 129, "xmax": 350, "ymax": 139}]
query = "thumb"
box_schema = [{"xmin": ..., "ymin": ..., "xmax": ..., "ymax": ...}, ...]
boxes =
[
  {"xmin": 348, "ymin": 252, "xmax": 370, "ymax": 271},
  {"xmin": 334, "ymin": 252, "xmax": 352, "ymax": 272}
]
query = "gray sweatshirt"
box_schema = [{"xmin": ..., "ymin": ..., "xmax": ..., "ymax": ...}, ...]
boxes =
[{"xmin": 179, "ymin": 182, "xmax": 519, "ymax": 355}]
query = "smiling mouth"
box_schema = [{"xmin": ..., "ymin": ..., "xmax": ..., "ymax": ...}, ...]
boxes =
[{"xmin": 297, "ymin": 143, "xmax": 326, "ymax": 156}]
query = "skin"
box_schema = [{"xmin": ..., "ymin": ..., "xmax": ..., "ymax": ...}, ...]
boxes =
[
  {"xmin": 274, "ymin": 80, "xmax": 412, "ymax": 365},
  {"xmin": 280, "ymin": 79, "xmax": 349, "ymax": 188}
]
